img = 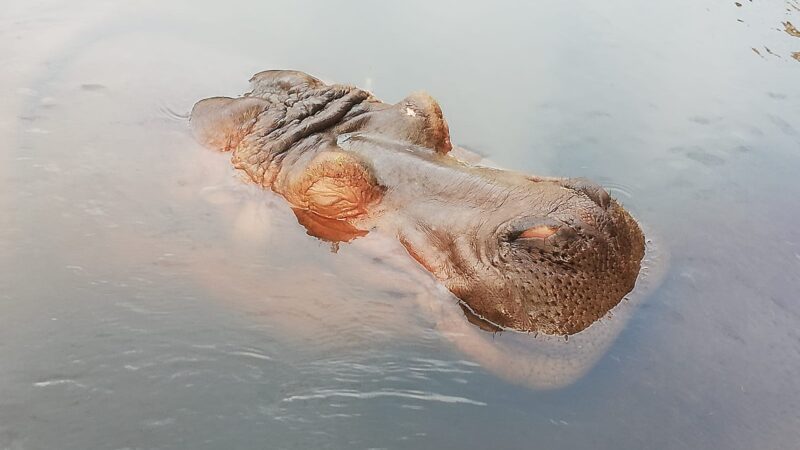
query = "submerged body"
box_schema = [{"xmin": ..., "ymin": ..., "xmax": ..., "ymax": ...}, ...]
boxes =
[{"xmin": 191, "ymin": 70, "xmax": 645, "ymax": 336}]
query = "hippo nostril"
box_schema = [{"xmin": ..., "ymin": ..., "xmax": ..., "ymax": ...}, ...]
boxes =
[
  {"xmin": 562, "ymin": 178, "xmax": 611, "ymax": 209},
  {"xmin": 518, "ymin": 225, "xmax": 559, "ymax": 240},
  {"xmin": 511, "ymin": 221, "xmax": 578, "ymax": 246}
]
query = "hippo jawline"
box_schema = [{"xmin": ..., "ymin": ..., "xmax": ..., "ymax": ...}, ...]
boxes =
[{"xmin": 190, "ymin": 70, "xmax": 646, "ymax": 336}]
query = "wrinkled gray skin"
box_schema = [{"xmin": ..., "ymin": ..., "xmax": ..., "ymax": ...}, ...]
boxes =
[{"xmin": 191, "ymin": 70, "xmax": 645, "ymax": 336}]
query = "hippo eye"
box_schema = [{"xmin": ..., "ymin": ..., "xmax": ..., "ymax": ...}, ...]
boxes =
[{"xmin": 517, "ymin": 225, "xmax": 559, "ymax": 240}]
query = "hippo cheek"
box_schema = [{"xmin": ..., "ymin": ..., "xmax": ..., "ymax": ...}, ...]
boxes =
[{"xmin": 279, "ymin": 150, "xmax": 386, "ymax": 222}]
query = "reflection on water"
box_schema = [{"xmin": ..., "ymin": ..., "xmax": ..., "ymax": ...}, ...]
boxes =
[{"xmin": 2, "ymin": 0, "xmax": 800, "ymax": 449}]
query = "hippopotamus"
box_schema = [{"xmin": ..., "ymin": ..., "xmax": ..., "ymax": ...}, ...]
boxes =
[{"xmin": 190, "ymin": 70, "xmax": 645, "ymax": 336}]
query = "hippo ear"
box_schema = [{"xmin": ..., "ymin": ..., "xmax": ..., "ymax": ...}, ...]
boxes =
[
  {"xmin": 279, "ymin": 149, "xmax": 384, "ymax": 221},
  {"xmin": 190, "ymin": 97, "xmax": 268, "ymax": 152},
  {"xmin": 247, "ymin": 70, "xmax": 325, "ymax": 98}
]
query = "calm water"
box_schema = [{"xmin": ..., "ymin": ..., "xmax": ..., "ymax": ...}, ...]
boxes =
[{"xmin": 2, "ymin": 1, "xmax": 800, "ymax": 449}]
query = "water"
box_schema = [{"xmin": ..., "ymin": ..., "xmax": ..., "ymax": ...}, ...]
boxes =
[{"xmin": 2, "ymin": 0, "xmax": 800, "ymax": 449}]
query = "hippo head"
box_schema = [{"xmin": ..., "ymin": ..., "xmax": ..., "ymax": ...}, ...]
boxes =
[{"xmin": 191, "ymin": 70, "xmax": 645, "ymax": 336}]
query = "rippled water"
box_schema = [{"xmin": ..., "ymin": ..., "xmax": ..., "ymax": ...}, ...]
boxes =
[{"xmin": 2, "ymin": 0, "xmax": 800, "ymax": 449}]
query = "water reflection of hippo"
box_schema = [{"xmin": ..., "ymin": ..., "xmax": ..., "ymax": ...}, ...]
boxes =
[{"xmin": 190, "ymin": 70, "xmax": 645, "ymax": 336}]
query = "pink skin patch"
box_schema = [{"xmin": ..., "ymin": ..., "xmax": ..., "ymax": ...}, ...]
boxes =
[{"xmin": 519, "ymin": 226, "xmax": 558, "ymax": 240}]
